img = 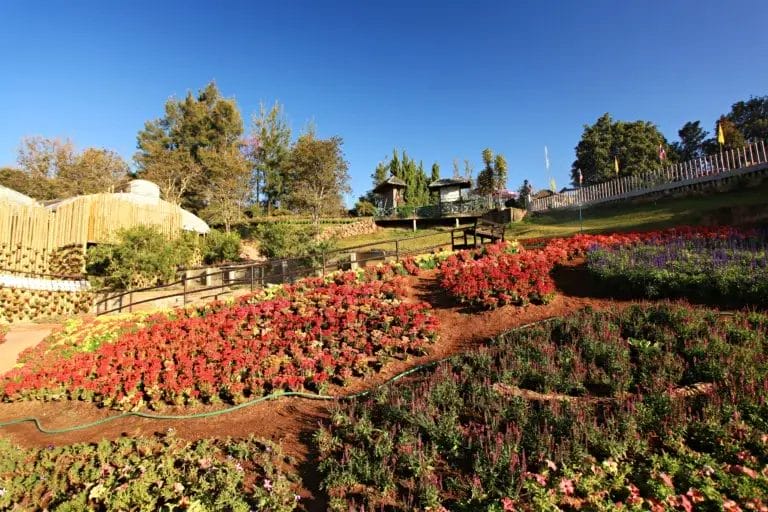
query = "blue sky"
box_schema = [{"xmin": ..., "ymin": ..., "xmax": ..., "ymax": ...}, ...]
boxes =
[{"xmin": 1, "ymin": 0, "xmax": 766, "ymax": 205}]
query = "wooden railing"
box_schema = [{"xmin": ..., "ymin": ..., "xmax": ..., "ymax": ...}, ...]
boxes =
[
  {"xmin": 93, "ymin": 228, "xmax": 466, "ymax": 315},
  {"xmin": 530, "ymin": 141, "xmax": 768, "ymax": 212},
  {"xmin": 374, "ymin": 196, "xmax": 494, "ymax": 219}
]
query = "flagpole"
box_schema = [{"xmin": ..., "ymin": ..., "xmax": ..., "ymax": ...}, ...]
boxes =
[{"xmin": 578, "ymin": 168, "xmax": 583, "ymax": 233}]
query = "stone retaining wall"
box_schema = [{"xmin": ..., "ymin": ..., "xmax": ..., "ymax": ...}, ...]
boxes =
[{"xmin": 319, "ymin": 218, "xmax": 378, "ymax": 241}]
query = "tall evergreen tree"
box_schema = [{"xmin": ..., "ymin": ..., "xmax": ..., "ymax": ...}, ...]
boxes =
[
  {"xmin": 429, "ymin": 162, "xmax": 441, "ymax": 203},
  {"xmin": 671, "ymin": 121, "xmax": 708, "ymax": 161},
  {"xmin": 135, "ymin": 82, "xmax": 245, "ymax": 211},
  {"xmin": 249, "ymin": 101, "xmax": 291, "ymax": 213},
  {"xmin": 476, "ymin": 148, "xmax": 495, "ymax": 195},
  {"xmin": 494, "ymin": 153, "xmax": 508, "ymax": 191}
]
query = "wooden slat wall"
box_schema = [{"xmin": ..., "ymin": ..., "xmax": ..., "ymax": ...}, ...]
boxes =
[{"xmin": 1, "ymin": 195, "xmax": 184, "ymax": 273}]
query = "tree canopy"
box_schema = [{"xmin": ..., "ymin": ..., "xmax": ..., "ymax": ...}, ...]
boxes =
[
  {"xmin": 671, "ymin": 121, "xmax": 708, "ymax": 161},
  {"xmin": 283, "ymin": 131, "xmax": 350, "ymax": 226},
  {"xmin": 570, "ymin": 113, "xmax": 668, "ymax": 186},
  {"xmin": 727, "ymin": 96, "xmax": 768, "ymax": 144},
  {"xmin": 248, "ymin": 101, "xmax": 291, "ymax": 213},
  {"xmin": 476, "ymin": 148, "xmax": 508, "ymax": 195},
  {"xmin": 0, "ymin": 136, "xmax": 129, "ymax": 200},
  {"xmin": 135, "ymin": 81, "xmax": 246, "ymax": 212}
]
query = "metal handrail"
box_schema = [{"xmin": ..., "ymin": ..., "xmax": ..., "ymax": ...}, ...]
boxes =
[{"xmin": 93, "ymin": 227, "xmax": 475, "ymax": 315}]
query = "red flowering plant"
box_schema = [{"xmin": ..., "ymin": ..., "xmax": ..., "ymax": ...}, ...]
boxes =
[
  {"xmin": 439, "ymin": 226, "xmax": 753, "ymax": 309},
  {"xmin": 0, "ymin": 271, "xmax": 439, "ymax": 410}
]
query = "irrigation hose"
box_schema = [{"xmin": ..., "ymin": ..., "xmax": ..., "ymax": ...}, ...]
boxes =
[{"xmin": 0, "ymin": 316, "xmax": 620, "ymax": 435}]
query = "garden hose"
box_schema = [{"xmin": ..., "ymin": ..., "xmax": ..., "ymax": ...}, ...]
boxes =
[{"xmin": 0, "ymin": 314, "xmax": 647, "ymax": 435}]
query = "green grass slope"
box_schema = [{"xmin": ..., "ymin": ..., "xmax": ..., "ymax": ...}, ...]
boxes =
[{"xmin": 509, "ymin": 179, "xmax": 768, "ymax": 240}]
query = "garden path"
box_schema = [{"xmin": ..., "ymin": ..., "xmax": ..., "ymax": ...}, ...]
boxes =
[{"xmin": 0, "ymin": 323, "xmax": 59, "ymax": 374}]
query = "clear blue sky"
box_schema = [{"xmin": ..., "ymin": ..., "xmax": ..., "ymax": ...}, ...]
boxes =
[{"xmin": 1, "ymin": 0, "xmax": 766, "ymax": 205}]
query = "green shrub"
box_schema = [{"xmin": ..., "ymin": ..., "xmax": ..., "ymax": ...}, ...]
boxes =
[
  {"xmin": 353, "ymin": 199, "xmax": 376, "ymax": 217},
  {"xmin": 86, "ymin": 225, "xmax": 195, "ymax": 289},
  {"xmin": 203, "ymin": 229, "xmax": 242, "ymax": 264},
  {"xmin": 254, "ymin": 222, "xmax": 314, "ymax": 259}
]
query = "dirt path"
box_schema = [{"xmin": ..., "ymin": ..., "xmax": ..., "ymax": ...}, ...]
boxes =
[
  {"xmin": 0, "ymin": 323, "xmax": 60, "ymax": 374},
  {"xmin": 0, "ymin": 263, "xmax": 642, "ymax": 510}
]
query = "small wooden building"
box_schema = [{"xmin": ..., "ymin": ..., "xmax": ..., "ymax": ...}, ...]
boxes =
[
  {"xmin": 372, "ymin": 176, "xmax": 407, "ymax": 209},
  {"xmin": 428, "ymin": 178, "xmax": 471, "ymax": 203}
]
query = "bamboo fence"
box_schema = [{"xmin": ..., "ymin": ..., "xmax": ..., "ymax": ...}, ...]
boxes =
[{"xmin": 0, "ymin": 194, "xmax": 183, "ymax": 274}]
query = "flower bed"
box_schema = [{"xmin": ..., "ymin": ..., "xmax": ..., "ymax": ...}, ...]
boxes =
[
  {"xmin": 0, "ymin": 271, "xmax": 439, "ymax": 409},
  {"xmin": 0, "ymin": 432, "xmax": 298, "ymax": 511},
  {"xmin": 317, "ymin": 305, "xmax": 768, "ymax": 511},
  {"xmin": 588, "ymin": 231, "xmax": 768, "ymax": 306},
  {"xmin": 439, "ymin": 226, "xmax": 753, "ymax": 309}
]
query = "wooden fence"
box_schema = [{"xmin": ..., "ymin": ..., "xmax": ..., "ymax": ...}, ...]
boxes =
[{"xmin": 530, "ymin": 141, "xmax": 768, "ymax": 212}]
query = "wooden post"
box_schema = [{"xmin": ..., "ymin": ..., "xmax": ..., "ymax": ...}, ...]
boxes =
[
  {"xmin": 183, "ymin": 274, "xmax": 187, "ymax": 305},
  {"xmin": 129, "ymin": 290, "xmax": 133, "ymax": 313},
  {"xmin": 250, "ymin": 264, "xmax": 255, "ymax": 292},
  {"xmin": 395, "ymin": 239, "xmax": 400, "ymax": 262},
  {"xmin": 321, "ymin": 252, "xmax": 326, "ymax": 277},
  {"xmin": 412, "ymin": 218, "xmax": 417, "ymax": 232}
]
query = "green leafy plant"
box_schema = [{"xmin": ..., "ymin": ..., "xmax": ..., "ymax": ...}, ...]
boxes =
[
  {"xmin": 203, "ymin": 228, "xmax": 242, "ymax": 264},
  {"xmin": 86, "ymin": 225, "xmax": 195, "ymax": 289},
  {"xmin": 0, "ymin": 432, "xmax": 299, "ymax": 511},
  {"xmin": 317, "ymin": 305, "xmax": 768, "ymax": 511}
]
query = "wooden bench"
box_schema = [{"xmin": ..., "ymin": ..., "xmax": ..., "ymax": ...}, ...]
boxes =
[{"xmin": 451, "ymin": 219, "xmax": 506, "ymax": 250}]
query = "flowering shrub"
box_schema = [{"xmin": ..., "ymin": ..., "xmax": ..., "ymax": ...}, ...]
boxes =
[
  {"xmin": 317, "ymin": 305, "xmax": 768, "ymax": 511},
  {"xmin": 12, "ymin": 311, "xmax": 170, "ymax": 368},
  {"xmin": 440, "ymin": 226, "xmax": 754, "ymax": 309},
  {"xmin": 588, "ymin": 230, "xmax": 768, "ymax": 306},
  {"xmin": 0, "ymin": 271, "xmax": 439, "ymax": 409},
  {"xmin": 0, "ymin": 432, "xmax": 299, "ymax": 511},
  {"xmin": 440, "ymin": 246, "xmax": 556, "ymax": 307}
]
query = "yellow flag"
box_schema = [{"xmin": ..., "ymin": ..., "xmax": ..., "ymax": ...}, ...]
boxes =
[
  {"xmin": 717, "ymin": 122, "xmax": 725, "ymax": 145},
  {"xmin": 614, "ymin": 156, "xmax": 619, "ymax": 175}
]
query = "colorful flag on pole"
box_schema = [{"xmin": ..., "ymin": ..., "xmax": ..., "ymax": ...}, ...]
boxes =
[
  {"xmin": 717, "ymin": 122, "xmax": 725, "ymax": 145},
  {"xmin": 614, "ymin": 156, "xmax": 619, "ymax": 175},
  {"xmin": 658, "ymin": 144, "xmax": 667, "ymax": 161},
  {"xmin": 544, "ymin": 146, "xmax": 550, "ymax": 171},
  {"xmin": 578, "ymin": 168, "xmax": 583, "ymax": 185}
]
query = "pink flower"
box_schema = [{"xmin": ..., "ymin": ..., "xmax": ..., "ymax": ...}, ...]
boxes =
[
  {"xmin": 659, "ymin": 472, "xmax": 674, "ymax": 488},
  {"xmin": 558, "ymin": 478, "xmax": 575, "ymax": 496},
  {"xmin": 501, "ymin": 496, "xmax": 516, "ymax": 511},
  {"xmin": 263, "ymin": 479, "xmax": 273, "ymax": 491}
]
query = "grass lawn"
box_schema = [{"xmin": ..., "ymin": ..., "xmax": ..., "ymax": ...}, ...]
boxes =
[
  {"xmin": 507, "ymin": 178, "xmax": 768, "ymax": 240},
  {"xmin": 322, "ymin": 180, "xmax": 768, "ymax": 256},
  {"xmin": 333, "ymin": 226, "xmax": 454, "ymax": 253}
]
